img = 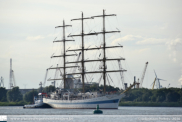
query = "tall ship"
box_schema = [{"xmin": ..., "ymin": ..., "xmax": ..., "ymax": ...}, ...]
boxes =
[{"xmin": 43, "ymin": 10, "xmax": 128, "ymax": 109}]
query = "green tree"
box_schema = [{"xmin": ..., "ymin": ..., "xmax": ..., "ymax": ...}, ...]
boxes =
[
  {"xmin": 166, "ymin": 92, "xmax": 173, "ymax": 102},
  {"xmin": 121, "ymin": 88, "xmax": 181, "ymax": 103},
  {"xmin": 42, "ymin": 85, "xmax": 56, "ymax": 94},
  {"xmin": 142, "ymin": 93, "xmax": 151, "ymax": 102},
  {"xmin": 126, "ymin": 93, "xmax": 135, "ymax": 101},
  {"xmin": 155, "ymin": 89, "xmax": 165, "ymax": 102},
  {"xmin": 166, "ymin": 92, "xmax": 180, "ymax": 102},
  {"xmin": 156, "ymin": 96, "xmax": 165, "ymax": 102},
  {"xmin": 151, "ymin": 96, "xmax": 156, "ymax": 102},
  {"xmin": 24, "ymin": 90, "xmax": 38, "ymax": 103},
  {"xmin": 178, "ymin": 90, "xmax": 182, "ymax": 102},
  {"xmin": 0, "ymin": 87, "xmax": 7, "ymax": 102},
  {"xmin": 7, "ymin": 87, "xmax": 23, "ymax": 102}
]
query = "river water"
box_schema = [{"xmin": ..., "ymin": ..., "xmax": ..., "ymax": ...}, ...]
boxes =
[{"xmin": 0, "ymin": 106, "xmax": 182, "ymax": 122}]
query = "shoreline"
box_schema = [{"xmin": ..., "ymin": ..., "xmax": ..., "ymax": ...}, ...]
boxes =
[
  {"xmin": 0, "ymin": 101, "xmax": 30, "ymax": 106},
  {"xmin": 119, "ymin": 101, "xmax": 182, "ymax": 107},
  {"xmin": 0, "ymin": 101, "xmax": 181, "ymax": 107}
]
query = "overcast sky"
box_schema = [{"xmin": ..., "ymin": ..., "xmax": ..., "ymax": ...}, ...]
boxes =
[{"xmin": 0, "ymin": 0, "xmax": 182, "ymax": 89}]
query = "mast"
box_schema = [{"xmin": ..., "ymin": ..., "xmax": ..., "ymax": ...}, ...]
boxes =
[
  {"xmin": 50, "ymin": 20, "xmax": 76, "ymax": 89},
  {"xmin": 63, "ymin": 20, "xmax": 66, "ymax": 89},
  {"xmin": 81, "ymin": 12, "xmax": 85, "ymax": 93},
  {"xmin": 67, "ymin": 10, "xmax": 127, "ymax": 94},
  {"xmin": 69, "ymin": 12, "xmax": 92, "ymax": 93},
  {"xmin": 103, "ymin": 10, "xmax": 106, "ymax": 94},
  {"xmin": 91, "ymin": 9, "xmax": 120, "ymax": 94}
]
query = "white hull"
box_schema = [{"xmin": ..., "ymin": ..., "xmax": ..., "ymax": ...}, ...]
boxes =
[
  {"xmin": 43, "ymin": 94, "xmax": 125, "ymax": 109},
  {"xmin": 24, "ymin": 100, "xmax": 43, "ymax": 108}
]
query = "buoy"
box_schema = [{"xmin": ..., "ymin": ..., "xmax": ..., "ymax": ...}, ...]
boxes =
[{"xmin": 93, "ymin": 104, "xmax": 103, "ymax": 114}]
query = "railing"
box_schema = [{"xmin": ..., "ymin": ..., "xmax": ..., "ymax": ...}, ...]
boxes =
[{"xmin": 44, "ymin": 93, "xmax": 119, "ymax": 101}]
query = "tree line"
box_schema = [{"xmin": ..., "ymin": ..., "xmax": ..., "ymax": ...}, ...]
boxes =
[
  {"xmin": 1, "ymin": 85, "xmax": 181, "ymax": 103},
  {"xmin": 77, "ymin": 84, "xmax": 120, "ymax": 93},
  {"xmin": 0, "ymin": 85, "xmax": 56, "ymax": 103},
  {"xmin": 122, "ymin": 88, "xmax": 182, "ymax": 102},
  {"xmin": 0, "ymin": 85, "xmax": 118, "ymax": 103}
]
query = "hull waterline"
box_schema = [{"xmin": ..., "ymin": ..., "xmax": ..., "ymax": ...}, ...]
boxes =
[{"xmin": 43, "ymin": 94, "xmax": 125, "ymax": 109}]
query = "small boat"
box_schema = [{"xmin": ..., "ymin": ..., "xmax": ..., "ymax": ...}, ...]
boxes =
[{"xmin": 23, "ymin": 93, "xmax": 52, "ymax": 108}]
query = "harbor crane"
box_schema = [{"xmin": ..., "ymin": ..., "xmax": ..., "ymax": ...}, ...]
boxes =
[
  {"xmin": 151, "ymin": 70, "xmax": 166, "ymax": 90},
  {"xmin": 72, "ymin": 52, "xmax": 81, "ymax": 73},
  {"xmin": 0, "ymin": 77, "xmax": 4, "ymax": 87},
  {"xmin": 9, "ymin": 59, "xmax": 16, "ymax": 89},
  {"xmin": 43, "ymin": 69, "xmax": 49, "ymax": 87},
  {"xmin": 168, "ymin": 83, "xmax": 170, "ymax": 88},
  {"xmin": 53, "ymin": 64, "xmax": 61, "ymax": 87},
  {"xmin": 139, "ymin": 62, "xmax": 148, "ymax": 88},
  {"xmin": 12, "ymin": 70, "xmax": 16, "ymax": 87},
  {"xmin": 118, "ymin": 60, "xmax": 125, "ymax": 89},
  {"xmin": 151, "ymin": 78, "xmax": 156, "ymax": 90}
]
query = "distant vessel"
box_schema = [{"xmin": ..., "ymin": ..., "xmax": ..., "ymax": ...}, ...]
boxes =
[
  {"xmin": 24, "ymin": 93, "xmax": 51, "ymax": 108},
  {"xmin": 43, "ymin": 10, "xmax": 127, "ymax": 109}
]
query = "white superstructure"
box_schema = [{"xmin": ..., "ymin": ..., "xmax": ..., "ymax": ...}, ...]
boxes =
[{"xmin": 43, "ymin": 94, "xmax": 125, "ymax": 109}]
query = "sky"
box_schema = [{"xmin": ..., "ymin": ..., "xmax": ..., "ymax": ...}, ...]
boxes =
[{"xmin": 0, "ymin": 0, "xmax": 182, "ymax": 89}]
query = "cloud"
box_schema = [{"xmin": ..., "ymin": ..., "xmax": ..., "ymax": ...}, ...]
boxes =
[
  {"xmin": 166, "ymin": 38, "xmax": 182, "ymax": 86},
  {"xmin": 173, "ymin": 58, "xmax": 177, "ymax": 62},
  {"xmin": 26, "ymin": 35, "xmax": 44, "ymax": 41},
  {"xmin": 121, "ymin": 35, "xmax": 142, "ymax": 41},
  {"xmin": 47, "ymin": 31, "xmax": 61, "ymax": 38},
  {"xmin": 136, "ymin": 38, "xmax": 166, "ymax": 45},
  {"xmin": 112, "ymin": 35, "xmax": 142, "ymax": 45},
  {"xmin": 112, "ymin": 35, "xmax": 167, "ymax": 46},
  {"xmin": 138, "ymin": 48, "xmax": 150, "ymax": 53},
  {"xmin": 159, "ymin": 23, "xmax": 168, "ymax": 30},
  {"xmin": 179, "ymin": 76, "xmax": 182, "ymax": 85},
  {"xmin": 166, "ymin": 38, "xmax": 182, "ymax": 50},
  {"xmin": 166, "ymin": 38, "xmax": 182, "ymax": 63},
  {"xmin": 180, "ymin": 63, "xmax": 182, "ymax": 85},
  {"xmin": 133, "ymin": 48, "xmax": 150, "ymax": 55}
]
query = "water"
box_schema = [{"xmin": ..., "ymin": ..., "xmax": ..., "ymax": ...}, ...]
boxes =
[{"xmin": 0, "ymin": 106, "xmax": 182, "ymax": 122}]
